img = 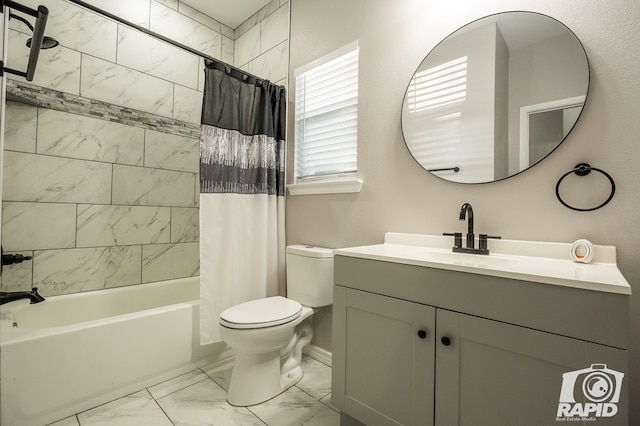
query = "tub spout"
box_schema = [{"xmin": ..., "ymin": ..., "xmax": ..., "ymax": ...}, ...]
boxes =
[{"xmin": 0, "ymin": 287, "xmax": 45, "ymax": 305}]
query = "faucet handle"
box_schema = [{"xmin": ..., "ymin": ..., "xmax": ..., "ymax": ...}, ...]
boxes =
[
  {"xmin": 443, "ymin": 232, "xmax": 463, "ymax": 248},
  {"xmin": 478, "ymin": 234, "xmax": 501, "ymax": 251}
]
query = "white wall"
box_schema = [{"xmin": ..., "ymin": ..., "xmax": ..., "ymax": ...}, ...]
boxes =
[{"xmin": 287, "ymin": 1, "xmax": 640, "ymax": 422}]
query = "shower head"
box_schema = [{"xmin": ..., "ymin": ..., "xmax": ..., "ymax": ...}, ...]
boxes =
[
  {"xmin": 9, "ymin": 12, "xmax": 59, "ymax": 50},
  {"xmin": 26, "ymin": 36, "xmax": 59, "ymax": 49}
]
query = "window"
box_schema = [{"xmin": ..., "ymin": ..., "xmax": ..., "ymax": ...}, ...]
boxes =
[{"xmin": 293, "ymin": 43, "xmax": 360, "ymax": 193}]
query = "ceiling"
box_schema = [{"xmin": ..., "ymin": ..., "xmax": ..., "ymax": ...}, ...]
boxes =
[{"xmin": 181, "ymin": 0, "xmax": 273, "ymax": 29}]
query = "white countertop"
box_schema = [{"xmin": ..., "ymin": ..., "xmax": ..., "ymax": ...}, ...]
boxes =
[{"xmin": 334, "ymin": 233, "xmax": 631, "ymax": 295}]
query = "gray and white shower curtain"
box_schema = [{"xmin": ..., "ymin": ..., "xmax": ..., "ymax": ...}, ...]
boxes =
[{"xmin": 199, "ymin": 60, "xmax": 286, "ymax": 344}]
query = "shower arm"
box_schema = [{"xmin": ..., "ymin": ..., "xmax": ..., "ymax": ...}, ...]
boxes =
[{"xmin": 1, "ymin": 0, "xmax": 50, "ymax": 81}]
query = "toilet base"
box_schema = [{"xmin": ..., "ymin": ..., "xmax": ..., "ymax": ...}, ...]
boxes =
[
  {"xmin": 223, "ymin": 310, "xmax": 314, "ymax": 407},
  {"xmin": 226, "ymin": 351, "xmax": 303, "ymax": 406}
]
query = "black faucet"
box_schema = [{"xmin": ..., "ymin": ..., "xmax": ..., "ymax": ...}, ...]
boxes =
[
  {"xmin": 459, "ymin": 202, "xmax": 474, "ymax": 249},
  {"xmin": 0, "ymin": 287, "xmax": 45, "ymax": 305},
  {"xmin": 444, "ymin": 203, "xmax": 501, "ymax": 255}
]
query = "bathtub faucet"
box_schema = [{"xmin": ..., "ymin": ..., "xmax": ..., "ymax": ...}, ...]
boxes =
[{"xmin": 0, "ymin": 287, "xmax": 45, "ymax": 305}]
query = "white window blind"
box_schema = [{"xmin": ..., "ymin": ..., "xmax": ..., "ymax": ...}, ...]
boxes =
[{"xmin": 295, "ymin": 44, "xmax": 359, "ymax": 181}]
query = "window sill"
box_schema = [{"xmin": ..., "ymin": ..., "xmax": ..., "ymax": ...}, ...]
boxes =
[{"xmin": 287, "ymin": 178, "xmax": 363, "ymax": 195}]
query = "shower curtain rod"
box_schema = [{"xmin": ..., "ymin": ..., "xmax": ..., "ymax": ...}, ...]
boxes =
[{"xmin": 66, "ymin": 0, "xmax": 267, "ymax": 83}]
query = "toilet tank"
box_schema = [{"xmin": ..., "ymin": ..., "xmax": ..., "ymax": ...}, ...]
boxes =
[{"xmin": 286, "ymin": 245, "xmax": 334, "ymax": 307}]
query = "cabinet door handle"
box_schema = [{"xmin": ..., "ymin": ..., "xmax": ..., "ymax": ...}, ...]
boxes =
[
  {"xmin": 417, "ymin": 329, "xmax": 427, "ymax": 339},
  {"xmin": 441, "ymin": 336, "xmax": 451, "ymax": 346}
]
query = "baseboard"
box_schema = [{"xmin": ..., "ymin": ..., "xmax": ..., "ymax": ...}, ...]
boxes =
[{"xmin": 303, "ymin": 344, "xmax": 332, "ymax": 367}]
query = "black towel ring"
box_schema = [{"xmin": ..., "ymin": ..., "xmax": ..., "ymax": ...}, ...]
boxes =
[{"xmin": 555, "ymin": 163, "xmax": 616, "ymax": 211}]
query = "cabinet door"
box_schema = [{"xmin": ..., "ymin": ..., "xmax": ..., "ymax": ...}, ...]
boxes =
[
  {"xmin": 435, "ymin": 309, "xmax": 628, "ymax": 426},
  {"xmin": 333, "ymin": 287, "xmax": 436, "ymax": 426}
]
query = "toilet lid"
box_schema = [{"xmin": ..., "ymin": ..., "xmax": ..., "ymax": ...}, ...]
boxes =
[{"xmin": 220, "ymin": 296, "xmax": 302, "ymax": 329}]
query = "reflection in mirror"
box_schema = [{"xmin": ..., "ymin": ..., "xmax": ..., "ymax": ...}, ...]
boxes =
[{"xmin": 401, "ymin": 11, "xmax": 589, "ymax": 183}]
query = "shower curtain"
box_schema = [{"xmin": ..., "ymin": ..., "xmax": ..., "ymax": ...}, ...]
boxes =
[{"xmin": 199, "ymin": 60, "xmax": 286, "ymax": 344}]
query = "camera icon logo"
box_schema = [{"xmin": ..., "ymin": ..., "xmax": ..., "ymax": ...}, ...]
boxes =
[{"xmin": 557, "ymin": 364, "xmax": 624, "ymax": 419}]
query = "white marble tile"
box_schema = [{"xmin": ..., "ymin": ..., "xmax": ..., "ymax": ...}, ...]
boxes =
[
  {"xmin": 77, "ymin": 205, "xmax": 171, "ymax": 247},
  {"xmin": 247, "ymin": 40, "xmax": 289, "ymax": 83},
  {"xmin": 4, "ymin": 101, "xmax": 37, "ymax": 153},
  {"xmin": 170, "ymin": 207, "xmax": 199, "ymax": 242},
  {"xmin": 33, "ymin": 246, "xmax": 142, "ymax": 296},
  {"xmin": 3, "ymin": 151, "xmax": 112, "ymax": 204},
  {"xmin": 234, "ymin": 25, "xmax": 261, "ymax": 68},
  {"xmin": 201, "ymin": 357, "xmax": 234, "ymax": 391},
  {"xmin": 47, "ymin": 415, "xmax": 80, "ymax": 426},
  {"xmin": 117, "ymin": 25, "xmax": 200, "ymax": 90},
  {"xmin": 37, "ymin": 109, "xmax": 144, "ymax": 165},
  {"xmin": 157, "ymin": 379, "xmax": 264, "ymax": 426},
  {"xmin": 296, "ymin": 357, "xmax": 332, "ymax": 400},
  {"xmin": 84, "ymin": 0, "xmax": 151, "ymax": 28},
  {"xmin": 220, "ymin": 24, "xmax": 236, "ymax": 40},
  {"xmin": 254, "ymin": 0, "xmax": 282, "ymax": 24},
  {"xmin": 7, "ymin": 29, "xmax": 81, "ymax": 95},
  {"xmin": 150, "ymin": 2, "xmax": 222, "ymax": 59},
  {"xmin": 77, "ymin": 390, "xmax": 172, "ymax": 426},
  {"xmin": 177, "ymin": 2, "xmax": 226, "ymax": 33},
  {"xmin": 260, "ymin": 4, "xmax": 289, "ymax": 54},
  {"xmin": 0, "ymin": 250, "xmax": 33, "ymax": 292},
  {"xmin": 144, "ymin": 129, "xmax": 199, "ymax": 172},
  {"xmin": 141, "ymin": 242, "xmax": 199, "ymax": 283},
  {"xmin": 148, "ymin": 369, "xmax": 209, "ymax": 400},
  {"xmin": 222, "ymin": 36, "xmax": 235, "ymax": 66},
  {"xmin": 194, "ymin": 175, "xmax": 200, "ymax": 207},
  {"xmin": 248, "ymin": 387, "xmax": 340, "ymax": 426},
  {"xmin": 2, "ymin": 202, "xmax": 76, "ymax": 251},
  {"xmin": 153, "ymin": 0, "xmax": 177, "ymax": 11},
  {"xmin": 236, "ymin": 0, "xmax": 280, "ymax": 39},
  {"xmin": 13, "ymin": 0, "xmax": 118, "ymax": 62},
  {"xmin": 235, "ymin": 11, "xmax": 259, "ymax": 39},
  {"xmin": 197, "ymin": 57, "xmax": 205, "ymax": 92},
  {"xmin": 112, "ymin": 164, "xmax": 196, "ymax": 207},
  {"xmin": 173, "ymin": 84, "xmax": 203, "ymax": 124},
  {"xmin": 81, "ymin": 55, "xmax": 173, "ymax": 118}
]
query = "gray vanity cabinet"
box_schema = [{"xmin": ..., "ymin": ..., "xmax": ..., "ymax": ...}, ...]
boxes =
[
  {"xmin": 333, "ymin": 286, "xmax": 435, "ymax": 426},
  {"xmin": 332, "ymin": 255, "xmax": 629, "ymax": 426},
  {"xmin": 435, "ymin": 309, "xmax": 627, "ymax": 426}
]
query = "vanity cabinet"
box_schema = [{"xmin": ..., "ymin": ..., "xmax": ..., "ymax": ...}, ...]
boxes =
[
  {"xmin": 332, "ymin": 255, "xmax": 629, "ymax": 426},
  {"xmin": 333, "ymin": 286, "xmax": 435, "ymax": 426}
]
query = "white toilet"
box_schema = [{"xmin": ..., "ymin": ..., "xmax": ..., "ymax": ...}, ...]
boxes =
[{"xmin": 219, "ymin": 245, "xmax": 334, "ymax": 406}]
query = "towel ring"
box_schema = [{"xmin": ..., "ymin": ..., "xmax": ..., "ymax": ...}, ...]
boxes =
[{"xmin": 555, "ymin": 163, "xmax": 615, "ymax": 211}]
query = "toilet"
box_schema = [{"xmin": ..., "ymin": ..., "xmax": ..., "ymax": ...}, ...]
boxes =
[{"xmin": 219, "ymin": 245, "xmax": 334, "ymax": 406}]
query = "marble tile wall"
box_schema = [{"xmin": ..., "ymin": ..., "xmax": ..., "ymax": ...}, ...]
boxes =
[
  {"xmin": 2, "ymin": 0, "xmax": 289, "ymax": 296},
  {"xmin": 235, "ymin": 0, "xmax": 290, "ymax": 87},
  {"xmin": 2, "ymin": 100, "xmax": 200, "ymax": 295}
]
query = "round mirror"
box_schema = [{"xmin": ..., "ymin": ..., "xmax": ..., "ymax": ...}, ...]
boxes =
[{"xmin": 401, "ymin": 11, "xmax": 589, "ymax": 183}]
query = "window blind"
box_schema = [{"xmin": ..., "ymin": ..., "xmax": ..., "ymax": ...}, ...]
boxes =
[{"xmin": 295, "ymin": 45, "xmax": 359, "ymax": 180}]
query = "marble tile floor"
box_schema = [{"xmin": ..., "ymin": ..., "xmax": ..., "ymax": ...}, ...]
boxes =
[{"xmin": 47, "ymin": 355, "xmax": 339, "ymax": 426}]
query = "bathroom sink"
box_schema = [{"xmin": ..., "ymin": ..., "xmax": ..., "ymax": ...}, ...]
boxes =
[
  {"xmin": 385, "ymin": 245, "xmax": 517, "ymax": 269},
  {"xmin": 334, "ymin": 233, "xmax": 631, "ymax": 295}
]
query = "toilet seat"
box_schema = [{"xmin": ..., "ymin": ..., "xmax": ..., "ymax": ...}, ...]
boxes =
[{"xmin": 220, "ymin": 296, "xmax": 302, "ymax": 329}]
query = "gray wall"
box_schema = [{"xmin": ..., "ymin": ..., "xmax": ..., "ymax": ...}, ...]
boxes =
[{"xmin": 287, "ymin": 0, "xmax": 640, "ymax": 422}]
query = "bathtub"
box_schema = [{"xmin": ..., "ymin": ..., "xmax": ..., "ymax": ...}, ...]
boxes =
[{"xmin": 0, "ymin": 277, "xmax": 233, "ymax": 426}]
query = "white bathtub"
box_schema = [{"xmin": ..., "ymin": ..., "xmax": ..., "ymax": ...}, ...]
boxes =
[{"xmin": 0, "ymin": 277, "xmax": 232, "ymax": 426}]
